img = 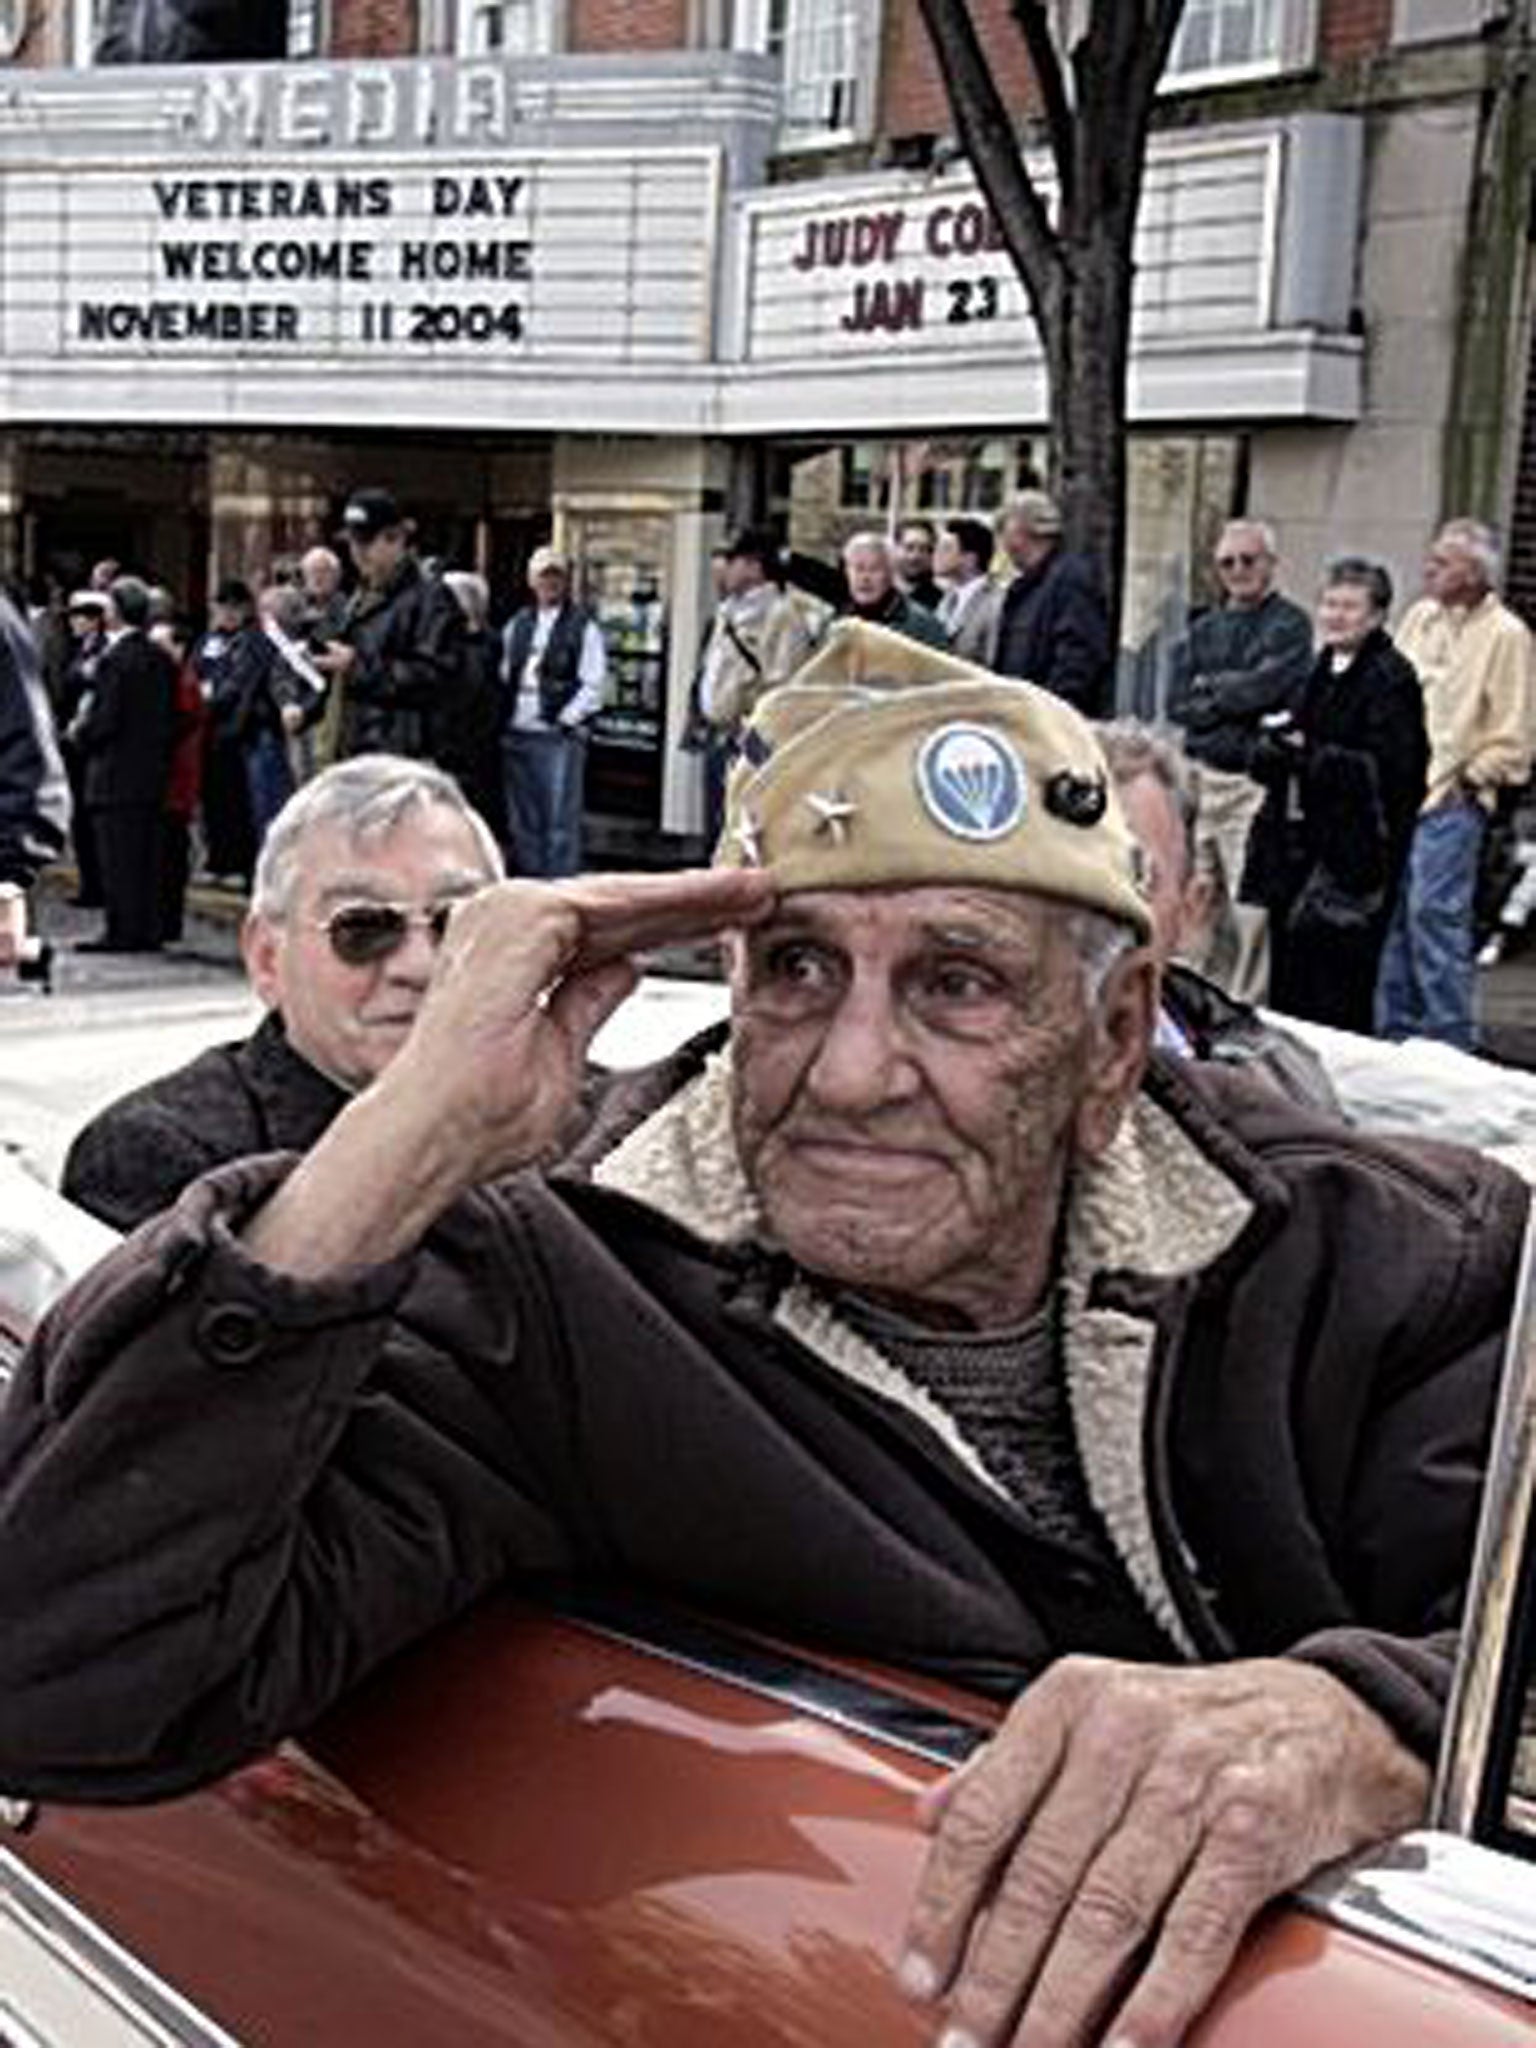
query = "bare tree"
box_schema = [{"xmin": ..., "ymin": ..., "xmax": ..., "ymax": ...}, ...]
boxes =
[{"xmin": 915, "ymin": 0, "xmax": 1187, "ymax": 637}]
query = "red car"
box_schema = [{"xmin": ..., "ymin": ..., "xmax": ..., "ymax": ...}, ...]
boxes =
[{"xmin": 0, "ymin": 1177, "xmax": 1532, "ymax": 2046}]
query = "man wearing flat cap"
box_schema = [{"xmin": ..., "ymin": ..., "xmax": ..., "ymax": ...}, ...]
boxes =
[
  {"xmin": 0, "ymin": 625, "xmax": 1522, "ymax": 2048},
  {"xmin": 314, "ymin": 486, "xmax": 468, "ymax": 773}
]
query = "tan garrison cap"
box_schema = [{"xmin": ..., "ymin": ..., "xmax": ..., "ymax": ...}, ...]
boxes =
[{"xmin": 715, "ymin": 620, "xmax": 1151, "ymax": 940}]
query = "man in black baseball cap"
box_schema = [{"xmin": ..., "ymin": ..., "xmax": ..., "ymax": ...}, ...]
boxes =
[
  {"xmin": 337, "ymin": 488, "xmax": 410, "ymax": 546},
  {"xmin": 314, "ymin": 487, "xmax": 466, "ymax": 771}
]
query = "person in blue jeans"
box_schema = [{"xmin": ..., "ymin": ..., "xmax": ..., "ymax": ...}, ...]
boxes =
[
  {"xmin": 498, "ymin": 546, "xmax": 607, "ymax": 877},
  {"xmin": 1374, "ymin": 519, "xmax": 1534, "ymax": 1050},
  {"xmin": 1374, "ymin": 797, "xmax": 1487, "ymax": 1050}
]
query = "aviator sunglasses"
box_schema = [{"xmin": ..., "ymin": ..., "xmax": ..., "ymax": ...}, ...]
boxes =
[{"xmin": 313, "ymin": 899, "xmax": 459, "ymax": 967}]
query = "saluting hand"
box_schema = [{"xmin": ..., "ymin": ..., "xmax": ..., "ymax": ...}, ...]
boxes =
[
  {"xmin": 388, "ymin": 868, "xmax": 773, "ymax": 1189},
  {"xmin": 244, "ymin": 867, "xmax": 773, "ymax": 1279}
]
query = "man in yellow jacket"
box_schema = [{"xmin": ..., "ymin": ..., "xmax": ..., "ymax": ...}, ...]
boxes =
[{"xmin": 1375, "ymin": 517, "xmax": 1534, "ymax": 1048}]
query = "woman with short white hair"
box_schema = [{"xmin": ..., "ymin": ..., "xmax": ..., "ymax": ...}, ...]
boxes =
[{"xmin": 1242, "ymin": 555, "xmax": 1428, "ymax": 1031}]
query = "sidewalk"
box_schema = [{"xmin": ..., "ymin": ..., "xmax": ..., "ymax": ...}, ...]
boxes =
[{"xmin": 25, "ymin": 873, "xmax": 244, "ymax": 1001}]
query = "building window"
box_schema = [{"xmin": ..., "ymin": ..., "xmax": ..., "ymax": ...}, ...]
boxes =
[
  {"xmin": 456, "ymin": 0, "xmax": 558, "ymax": 54},
  {"xmin": 288, "ymin": 0, "xmax": 326, "ymax": 57},
  {"xmin": 772, "ymin": 0, "xmax": 860, "ymax": 136},
  {"xmin": 71, "ymin": 0, "xmax": 108, "ymax": 65},
  {"xmin": 76, "ymin": 0, "xmax": 329, "ymax": 63},
  {"xmin": 1163, "ymin": 0, "xmax": 1314, "ymax": 83},
  {"xmin": 734, "ymin": 0, "xmax": 869, "ymax": 144}
]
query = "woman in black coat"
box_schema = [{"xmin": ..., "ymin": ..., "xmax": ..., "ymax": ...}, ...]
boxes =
[{"xmin": 1243, "ymin": 556, "xmax": 1428, "ymax": 1031}]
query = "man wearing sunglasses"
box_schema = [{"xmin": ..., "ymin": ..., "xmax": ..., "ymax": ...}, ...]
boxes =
[
  {"xmin": 1167, "ymin": 518, "xmax": 1312, "ymax": 1006},
  {"xmin": 61, "ymin": 755, "xmax": 503, "ymax": 1233}
]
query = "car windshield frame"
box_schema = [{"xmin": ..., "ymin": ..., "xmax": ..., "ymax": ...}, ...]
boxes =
[{"xmin": 1432, "ymin": 1208, "xmax": 1536, "ymax": 1857}]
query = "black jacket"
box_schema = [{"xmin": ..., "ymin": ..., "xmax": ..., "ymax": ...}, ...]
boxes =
[
  {"xmin": 1242, "ymin": 629, "xmax": 1428, "ymax": 913},
  {"xmin": 0, "ymin": 593, "xmax": 69, "ymax": 886},
  {"xmin": 74, "ymin": 629, "xmax": 177, "ymax": 810},
  {"xmin": 338, "ymin": 555, "xmax": 468, "ymax": 761},
  {"xmin": 198, "ymin": 622, "xmax": 283, "ymax": 748},
  {"xmin": 1161, "ymin": 962, "xmax": 1339, "ymax": 1116},
  {"xmin": 992, "ymin": 549, "xmax": 1113, "ymax": 715},
  {"xmin": 0, "ymin": 1041, "xmax": 1521, "ymax": 1802},
  {"xmin": 1167, "ymin": 591, "xmax": 1314, "ymax": 774},
  {"xmin": 441, "ymin": 626, "xmax": 509, "ymax": 838},
  {"xmin": 62, "ymin": 1012, "xmax": 346, "ymax": 1233},
  {"xmin": 781, "ymin": 554, "xmax": 948, "ymax": 650}
]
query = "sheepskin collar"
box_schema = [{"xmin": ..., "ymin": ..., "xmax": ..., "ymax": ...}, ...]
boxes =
[
  {"xmin": 592, "ymin": 1043, "xmax": 1251, "ymax": 1279},
  {"xmin": 591, "ymin": 1046, "xmax": 1257, "ymax": 1657}
]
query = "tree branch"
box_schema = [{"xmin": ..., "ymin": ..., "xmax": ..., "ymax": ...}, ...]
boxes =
[
  {"xmin": 1009, "ymin": 0, "xmax": 1075, "ymax": 213},
  {"xmin": 1129, "ymin": 0, "xmax": 1189, "ymax": 110},
  {"xmin": 915, "ymin": 0, "xmax": 1066, "ymax": 341}
]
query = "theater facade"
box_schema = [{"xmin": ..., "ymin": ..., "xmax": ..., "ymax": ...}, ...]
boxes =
[{"xmin": 0, "ymin": 39, "xmax": 1500, "ymax": 840}]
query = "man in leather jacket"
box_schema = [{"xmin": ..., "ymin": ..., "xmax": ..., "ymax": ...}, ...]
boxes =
[{"xmin": 314, "ymin": 488, "xmax": 468, "ymax": 770}]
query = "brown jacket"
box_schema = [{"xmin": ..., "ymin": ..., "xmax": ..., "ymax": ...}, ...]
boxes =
[{"xmin": 0, "ymin": 1040, "xmax": 1522, "ymax": 1801}]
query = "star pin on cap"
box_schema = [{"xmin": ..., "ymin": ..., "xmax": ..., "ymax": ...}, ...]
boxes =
[{"xmin": 714, "ymin": 619, "xmax": 1150, "ymax": 941}]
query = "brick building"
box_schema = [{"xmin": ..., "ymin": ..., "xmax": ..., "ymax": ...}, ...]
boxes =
[{"xmin": 0, "ymin": 0, "xmax": 1530, "ymax": 842}]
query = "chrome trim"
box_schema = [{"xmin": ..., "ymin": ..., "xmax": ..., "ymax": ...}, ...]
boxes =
[
  {"xmin": 1431, "ymin": 1209, "xmax": 1536, "ymax": 1836},
  {"xmin": 1299, "ymin": 1830, "xmax": 1536, "ymax": 2006},
  {"xmin": 0, "ymin": 1849, "xmax": 241, "ymax": 2047},
  {"xmin": 551, "ymin": 1587, "xmax": 991, "ymax": 1769}
]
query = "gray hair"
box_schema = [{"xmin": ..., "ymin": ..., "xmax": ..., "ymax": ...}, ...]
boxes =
[
  {"xmin": 1323, "ymin": 554, "xmax": 1393, "ymax": 614},
  {"xmin": 441, "ymin": 569, "xmax": 490, "ymax": 633},
  {"xmin": 301, "ymin": 545, "xmax": 341, "ymax": 581},
  {"xmin": 1067, "ymin": 906, "xmax": 1138, "ymax": 1010},
  {"xmin": 1096, "ymin": 717, "xmax": 1200, "ymax": 875},
  {"xmin": 259, "ymin": 583, "xmax": 309, "ymax": 633},
  {"xmin": 107, "ymin": 574, "xmax": 153, "ymax": 629},
  {"xmin": 251, "ymin": 756, "xmax": 504, "ymax": 919},
  {"xmin": 1436, "ymin": 517, "xmax": 1502, "ymax": 588},
  {"xmin": 1219, "ymin": 517, "xmax": 1278, "ymax": 560},
  {"xmin": 842, "ymin": 530, "xmax": 898, "ymax": 570},
  {"xmin": 1003, "ymin": 488, "xmax": 1064, "ymax": 540}
]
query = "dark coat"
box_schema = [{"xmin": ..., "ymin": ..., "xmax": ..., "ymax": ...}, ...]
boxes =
[
  {"xmin": 338, "ymin": 554, "xmax": 468, "ymax": 761},
  {"xmin": 61, "ymin": 1011, "xmax": 346, "ymax": 1233},
  {"xmin": 0, "ymin": 1039, "xmax": 1522, "ymax": 1801},
  {"xmin": 441, "ymin": 625, "xmax": 510, "ymax": 840},
  {"xmin": 74, "ymin": 629, "xmax": 177, "ymax": 810},
  {"xmin": 782, "ymin": 554, "xmax": 948, "ymax": 650},
  {"xmin": 1161, "ymin": 962, "xmax": 1339, "ymax": 1116},
  {"xmin": 991, "ymin": 548, "xmax": 1113, "ymax": 716},
  {"xmin": 198, "ymin": 622, "xmax": 283, "ymax": 747},
  {"xmin": 1166, "ymin": 591, "xmax": 1314, "ymax": 775},
  {"xmin": 0, "ymin": 592, "xmax": 70, "ymax": 886},
  {"xmin": 1241, "ymin": 630, "xmax": 1429, "ymax": 1030}
]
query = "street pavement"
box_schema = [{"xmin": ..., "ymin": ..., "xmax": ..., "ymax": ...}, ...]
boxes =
[{"xmin": 1, "ymin": 889, "xmax": 255, "ymax": 1186}]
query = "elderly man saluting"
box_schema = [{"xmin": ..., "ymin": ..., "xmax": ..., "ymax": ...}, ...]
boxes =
[{"xmin": 0, "ymin": 625, "xmax": 1522, "ymax": 2048}]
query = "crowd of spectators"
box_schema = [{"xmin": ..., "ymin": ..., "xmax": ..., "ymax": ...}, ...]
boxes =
[{"xmin": 4, "ymin": 483, "xmax": 1533, "ymax": 1056}]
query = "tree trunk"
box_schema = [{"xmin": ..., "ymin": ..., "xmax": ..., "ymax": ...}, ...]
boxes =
[
  {"xmin": 1054, "ymin": 218, "xmax": 1137, "ymax": 648},
  {"xmin": 913, "ymin": 0, "xmax": 1186, "ymax": 655}
]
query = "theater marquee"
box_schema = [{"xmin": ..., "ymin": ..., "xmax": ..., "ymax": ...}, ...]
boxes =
[{"xmin": 0, "ymin": 55, "xmax": 766, "ymax": 430}]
